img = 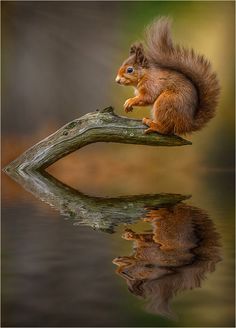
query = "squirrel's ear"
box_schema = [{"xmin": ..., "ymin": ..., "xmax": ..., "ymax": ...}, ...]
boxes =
[
  {"xmin": 130, "ymin": 42, "xmax": 143, "ymax": 55},
  {"xmin": 135, "ymin": 43, "xmax": 149, "ymax": 67},
  {"xmin": 130, "ymin": 42, "xmax": 149, "ymax": 67},
  {"xmin": 130, "ymin": 44, "xmax": 137, "ymax": 55}
]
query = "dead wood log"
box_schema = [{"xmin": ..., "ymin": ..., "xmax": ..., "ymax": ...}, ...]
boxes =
[{"xmin": 4, "ymin": 106, "xmax": 191, "ymax": 173}]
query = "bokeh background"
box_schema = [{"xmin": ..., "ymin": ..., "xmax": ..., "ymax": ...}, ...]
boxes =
[
  {"xmin": 2, "ymin": 1, "xmax": 235, "ymax": 173},
  {"xmin": 2, "ymin": 1, "xmax": 235, "ymax": 327}
]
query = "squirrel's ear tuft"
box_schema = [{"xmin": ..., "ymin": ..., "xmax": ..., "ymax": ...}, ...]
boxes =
[
  {"xmin": 130, "ymin": 42, "xmax": 143, "ymax": 55},
  {"xmin": 129, "ymin": 43, "xmax": 149, "ymax": 67},
  {"xmin": 131, "ymin": 43, "xmax": 149, "ymax": 68},
  {"xmin": 130, "ymin": 43, "xmax": 138, "ymax": 55}
]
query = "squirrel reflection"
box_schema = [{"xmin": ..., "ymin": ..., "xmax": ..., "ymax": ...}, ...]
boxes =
[{"xmin": 113, "ymin": 203, "xmax": 221, "ymax": 319}]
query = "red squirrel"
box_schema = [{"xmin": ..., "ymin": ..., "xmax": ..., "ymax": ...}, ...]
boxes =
[{"xmin": 115, "ymin": 17, "xmax": 220, "ymax": 135}]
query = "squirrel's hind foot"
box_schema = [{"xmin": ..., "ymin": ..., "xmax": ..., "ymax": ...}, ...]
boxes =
[
  {"xmin": 144, "ymin": 127, "xmax": 160, "ymax": 134},
  {"xmin": 142, "ymin": 117, "xmax": 170, "ymax": 135},
  {"xmin": 142, "ymin": 117, "xmax": 152, "ymax": 126},
  {"xmin": 143, "ymin": 118, "xmax": 161, "ymax": 134}
]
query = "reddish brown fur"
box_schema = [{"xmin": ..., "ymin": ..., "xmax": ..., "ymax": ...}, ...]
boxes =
[{"xmin": 115, "ymin": 17, "xmax": 220, "ymax": 135}]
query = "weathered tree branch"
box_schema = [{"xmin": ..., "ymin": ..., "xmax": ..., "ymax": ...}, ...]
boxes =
[
  {"xmin": 4, "ymin": 106, "xmax": 191, "ymax": 173},
  {"xmin": 6, "ymin": 168, "xmax": 190, "ymax": 233}
]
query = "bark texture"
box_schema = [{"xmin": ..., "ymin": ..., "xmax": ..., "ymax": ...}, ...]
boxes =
[{"xmin": 4, "ymin": 106, "xmax": 191, "ymax": 172}]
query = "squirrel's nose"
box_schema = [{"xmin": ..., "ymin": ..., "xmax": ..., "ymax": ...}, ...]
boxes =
[{"xmin": 115, "ymin": 76, "xmax": 121, "ymax": 84}]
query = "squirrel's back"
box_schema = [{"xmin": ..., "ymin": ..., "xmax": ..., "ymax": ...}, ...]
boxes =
[{"xmin": 144, "ymin": 17, "xmax": 220, "ymax": 131}]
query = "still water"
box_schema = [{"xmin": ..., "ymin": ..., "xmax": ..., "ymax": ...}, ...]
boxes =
[{"xmin": 2, "ymin": 156, "xmax": 235, "ymax": 327}]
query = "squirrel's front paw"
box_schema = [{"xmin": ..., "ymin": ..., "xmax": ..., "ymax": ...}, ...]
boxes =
[{"xmin": 124, "ymin": 99, "xmax": 134, "ymax": 113}]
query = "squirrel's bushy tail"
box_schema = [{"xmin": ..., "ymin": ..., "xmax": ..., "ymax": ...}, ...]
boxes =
[{"xmin": 144, "ymin": 17, "xmax": 220, "ymax": 131}]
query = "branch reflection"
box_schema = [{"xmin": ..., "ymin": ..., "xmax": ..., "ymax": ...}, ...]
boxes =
[
  {"xmin": 5, "ymin": 168, "xmax": 221, "ymax": 320},
  {"xmin": 5, "ymin": 169, "xmax": 189, "ymax": 233}
]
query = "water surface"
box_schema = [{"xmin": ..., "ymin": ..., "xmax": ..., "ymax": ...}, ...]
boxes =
[{"xmin": 2, "ymin": 166, "xmax": 235, "ymax": 327}]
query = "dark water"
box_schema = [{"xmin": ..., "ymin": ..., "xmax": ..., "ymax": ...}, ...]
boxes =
[{"xmin": 2, "ymin": 168, "xmax": 235, "ymax": 327}]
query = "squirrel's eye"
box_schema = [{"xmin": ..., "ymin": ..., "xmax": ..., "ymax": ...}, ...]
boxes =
[{"xmin": 126, "ymin": 67, "xmax": 134, "ymax": 74}]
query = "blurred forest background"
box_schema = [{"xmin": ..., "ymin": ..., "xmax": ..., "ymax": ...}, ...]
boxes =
[{"xmin": 2, "ymin": 1, "xmax": 234, "ymax": 186}]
